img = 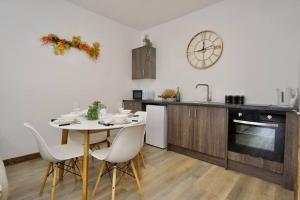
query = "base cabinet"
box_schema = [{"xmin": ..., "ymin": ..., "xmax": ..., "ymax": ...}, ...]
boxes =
[
  {"xmin": 167, "ymin": 105, "xmax": 227, "ymax": 159},
  {"xmin": 123, "ymin": 100, "xmax": 143, "ymax": 113},
  {"xmin": 167, "ymin": 105, "xmax": 193, "ymax": 149},
  {"xmin": 193, "ymin": 106, "xmax": 227, "ymax": 158}
]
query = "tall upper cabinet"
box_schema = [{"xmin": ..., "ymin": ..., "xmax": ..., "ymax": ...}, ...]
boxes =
[{"xmin": 132, "ymin": 46, "xmax": 156, "ymax": 79}]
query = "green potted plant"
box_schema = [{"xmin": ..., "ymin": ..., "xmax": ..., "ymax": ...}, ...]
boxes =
[
  {"xmin": 143, "ymin": 35, "xmax": 153, "ymax": 60},
  {"xmin": 86, "ymin": 100, "xmax": 106, "ymax": 120}
]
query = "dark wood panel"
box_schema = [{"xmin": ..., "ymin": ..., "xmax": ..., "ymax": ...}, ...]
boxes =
[
  {"xmin": 132, "ymin": 47, "xmax": 143, "ymax": 79},
  {"xmin": 144, "ymin": 47, "xmax": 156, "ymax": 79},
  {"xmin": 179, "ymin": 106, "xmax": 194, "ymax": 149},
  {"xmin": 193, "ymin": 106, "xmax": 227, "ymax": 158},
  {"xmin": 123, "ymin": 100, "xmax": 143, "ymax": 113},
  {"xmin": 4, "ymin": 152, "xmax": 40, "ymax": 166},
  {"xmin": 228, "ymin": 160, "xmax": 284, "ymax": 187},
  {"xmin": 132, "ymin": 46, "xmax": 156, "ymax": 80},
  {"xmin": 167, "ymin": 105, "xmax": 181, "ymax": 146},
  {"xmin": 168, "ymin": 144, "xmax": 225, "ymax": 167},
  {"xmin": 167, "ymin": 105, "xmax": 194, "ymax": 149},
  {"xmin": 228, "ymin": 151, "xmax": 283, "ymax": 174},
  {"xmin": 283, "ymin": 112, "xmax": 298, "ymax": 189}
]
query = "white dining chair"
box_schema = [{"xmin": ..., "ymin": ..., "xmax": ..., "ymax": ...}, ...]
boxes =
[
  {"xmin": 24, "ymin": 123, "xmax": 84, "ymax": 200},
  {"xmin": 107, "ymin": 111, "xmax": 147, "ymax": 168},
  {"xmin": 133, "ymin": 111, "xmax": 147, "ymax": 168},
  {"xmin": 0, "ymin": 157, "xmax": 8, "ymax": 200},
  {"xmin": 91, "ymin": 124, "xmax": 145, "ymax": 200}
]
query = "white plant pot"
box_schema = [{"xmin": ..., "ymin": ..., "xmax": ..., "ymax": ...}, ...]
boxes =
[{"xmin": 0, "ymin": 158, "xmax": 8, "ymax": 200}]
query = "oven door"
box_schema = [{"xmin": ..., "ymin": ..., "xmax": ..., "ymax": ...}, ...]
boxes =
[{"xmin": 228, "ymin": 119, "xmax": 285, "ymax": 162}]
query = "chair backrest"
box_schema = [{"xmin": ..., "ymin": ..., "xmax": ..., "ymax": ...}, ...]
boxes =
[
  {"xmin": 0, "ymin": 157, "xmax": 8, "ymax": 200},
  {"xmin": 134, "ymin": 111, "xmax": 147, "ymax": 123},
  {"xmin": 105, "ymin": 124, "xmax": 145, "ymax": 163},
  {"xmin": 134, "ymin": 111, "xmax": 147, "ymax": 147},
  {"xmin": 23, "ymin": 123, "xmax": 56, "ymax": 162}
]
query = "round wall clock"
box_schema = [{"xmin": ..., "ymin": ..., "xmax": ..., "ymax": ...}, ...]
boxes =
[{"xmin": 186, "ymin": 30, "xmax": 223, "ymax": 69}]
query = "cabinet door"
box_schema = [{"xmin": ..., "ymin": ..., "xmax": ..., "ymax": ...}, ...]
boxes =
[
  {"xmin": 123, "ymin": 101, "xmax": 143, "ymax": 113},
  {"xmin": 132, "ymin": 47, "xmax": 156, "ymax": 80},
  {"xmin": 143, "ymin": 48, "xmax": 156, "ymax": 79},
  {"xmin": 132, "ymin": 48, "xmax": 144, "ymax": 79},
  {"xmin": 193, "ymin": 106, "xmax": 227, "ymax": 158},
  {"xmin": 167, "ymin": 105, "xmax": 193, "ymax": 149}
]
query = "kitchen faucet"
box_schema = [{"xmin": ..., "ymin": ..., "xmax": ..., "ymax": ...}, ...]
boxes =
[{"xmin": 195, "ymin": 83, "xmax": 211, "ymax": 102}]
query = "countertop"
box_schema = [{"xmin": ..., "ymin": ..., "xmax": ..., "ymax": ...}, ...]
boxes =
[{"xmin": 123, "ymin": 99, "xmax": 297, "ymax": 112}]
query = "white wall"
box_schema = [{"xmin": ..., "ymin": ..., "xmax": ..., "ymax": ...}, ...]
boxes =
[
  {"xmin": 134, "ymin": 0, "xmax": 300, "ymax": 104},
  {"xmin": 0, "ymin": 0, "xmax": 139, "ymax": 159}
]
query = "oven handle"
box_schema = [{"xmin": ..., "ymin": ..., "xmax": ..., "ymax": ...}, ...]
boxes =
[{"xmin": 233, "ymin": 119, "xmax": 279, "ymax": 128}]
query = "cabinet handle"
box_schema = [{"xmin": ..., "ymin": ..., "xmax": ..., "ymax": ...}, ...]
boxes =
[
  {"xmin": 194, "ymin": 109, "xmax": 197, "ymax": 118},
  {"xmin": 142, "ymin": 68, "xmax": 145, "ymax": 77}
]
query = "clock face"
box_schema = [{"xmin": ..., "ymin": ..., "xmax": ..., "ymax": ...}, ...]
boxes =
[{"xmin": 187, "ymin": 30, "xmax": 223, "ymax": 69}]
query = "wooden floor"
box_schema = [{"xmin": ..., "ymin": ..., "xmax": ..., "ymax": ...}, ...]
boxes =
[{"xmin": 7, "ymin": 145, "xmax": 293, "ymax": 200}]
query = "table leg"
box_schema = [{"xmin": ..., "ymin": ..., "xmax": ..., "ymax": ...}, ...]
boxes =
[
  {"xmin": 82, "ymin": 130, "xmax": 90, "ymax": 200},
  {"xmin": 59, "ymin": 129, "xmax": 68, "ymax": 181},
  {"xmin": 133, "ymin": 154, "xmax": 141, "ymax": 180}
]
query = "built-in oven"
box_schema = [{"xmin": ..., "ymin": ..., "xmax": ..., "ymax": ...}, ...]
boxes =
[{"xmin": 228, "ymin": 108, "xmax": 285, "ymax": 162}]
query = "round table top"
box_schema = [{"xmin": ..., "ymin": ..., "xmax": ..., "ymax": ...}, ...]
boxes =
[{"xmin": 49, "ymin": 116, "xmax": 143, "ymax": 131}]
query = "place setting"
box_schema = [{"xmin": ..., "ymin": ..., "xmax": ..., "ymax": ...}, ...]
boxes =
[{"xmin": 50, "ymin": 101, "xmax": 143, "ymax": 129}]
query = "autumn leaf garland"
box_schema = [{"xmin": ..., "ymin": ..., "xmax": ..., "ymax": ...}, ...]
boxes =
[{"xmin": 41, "ymin": 34, "xmax": 100, "ymax": 60}]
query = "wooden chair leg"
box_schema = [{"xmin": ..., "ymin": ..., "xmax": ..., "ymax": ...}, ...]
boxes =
[
  {"xmin": 71, "ymin": 159, "xmax": 77, "ymax": 182},
  {"xmin": 64, "ymin": 160, "xmax": 72, "ymax": 176},
  {"xmin": 39, "ymin": 162, "xmax": 52, "ymax": 196},
  {"xmin": 91, "ymin": 161, "xmax": 106, "ymax": 197},
  {"xmin": 139, "ymin": 151, "xmax": 146, "ymax": 168},
  {"xmin": 77, "ymin": 158, "xmax": 83, "ymax": 177},
  {"xmin": 112, "ymin": 164, "xmax": 117, "ymax": 200},
  {"xmin": 50, "ymin": 164, "xmax": 58, "ymax": 200},
  {"xmin": 121, "ymin": 162, "xmax": 129, "ymax": 182},
  {"xmin": 130, "ymin": 160, "xmax": 143, "ymax": 195}
]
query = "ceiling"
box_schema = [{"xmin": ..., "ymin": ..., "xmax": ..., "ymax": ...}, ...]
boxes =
[{"xmin": 67, "ymin": 0, "xmax": 223, "ymax": 30}]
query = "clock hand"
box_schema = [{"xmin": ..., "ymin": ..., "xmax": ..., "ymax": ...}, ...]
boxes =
[
  {"xmin": 194, "ymin": 49, "xmax": 204, "ymax": 52},
  {"xmin": 194, "ymin": 45, "xmax": 214, "ymax": 52},
  {"xmin": 203, "ymin": 45, "xmax": 214, "ymax": 50}
]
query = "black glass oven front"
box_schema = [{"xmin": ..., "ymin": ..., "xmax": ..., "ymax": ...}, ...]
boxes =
[{"xmin": 228, "ymin": 108, "xmax": 285, "ymax": 162}]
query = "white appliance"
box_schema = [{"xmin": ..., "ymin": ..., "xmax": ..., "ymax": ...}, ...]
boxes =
[
  {"xmin": 276, "ymin": 88, "xmax": 298, "ymax": 107},
  {"xmin": 146, "ymin": 105, "xmax": 167, "ymax": 148},
  {"xmin": 143, "ymin": 89, "xmax": 155, "ymax": 100}
]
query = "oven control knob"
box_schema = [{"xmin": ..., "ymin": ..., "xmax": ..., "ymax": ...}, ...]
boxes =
[
  {"xmin": 238, "ymin": 112, "xmax": 242, "ymax": 117},
  {"xmin": 267, "ymin": 115, "xmax": 272, "ymax": 120}
]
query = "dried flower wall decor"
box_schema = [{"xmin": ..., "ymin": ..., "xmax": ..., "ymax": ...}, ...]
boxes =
[{"xmin": 41, "ymin": 34, "xmax": 100, "ymax": 60}]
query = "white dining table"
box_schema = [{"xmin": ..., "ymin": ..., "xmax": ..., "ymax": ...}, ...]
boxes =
[{"xmin": 49, "ymin": 116, "xmax": 143, "ymax": 200}]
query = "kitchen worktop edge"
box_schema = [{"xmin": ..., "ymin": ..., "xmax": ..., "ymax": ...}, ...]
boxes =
[{"xmin": 123, "ymin": 99, "xmax": 297, "ymax": 112}]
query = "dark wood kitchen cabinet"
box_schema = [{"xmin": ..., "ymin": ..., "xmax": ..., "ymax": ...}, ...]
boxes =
[
  {"xmin": 193, "ymin": 106, "xmax": 227, "ymax": 158},
  {"xmin": 132, "ymin": 46, "xmax": 156, "ymax": 80},
  {"xmin": 123, "ymin": 100, "xmax": 143, "ymax": 113},
  {"xmin": 167, "ymin": 105, "xmax": 193, "ymax": 149},
  {"xmin": 167, "ymin": 105, "xmax": 227, "ymax": 158}
]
